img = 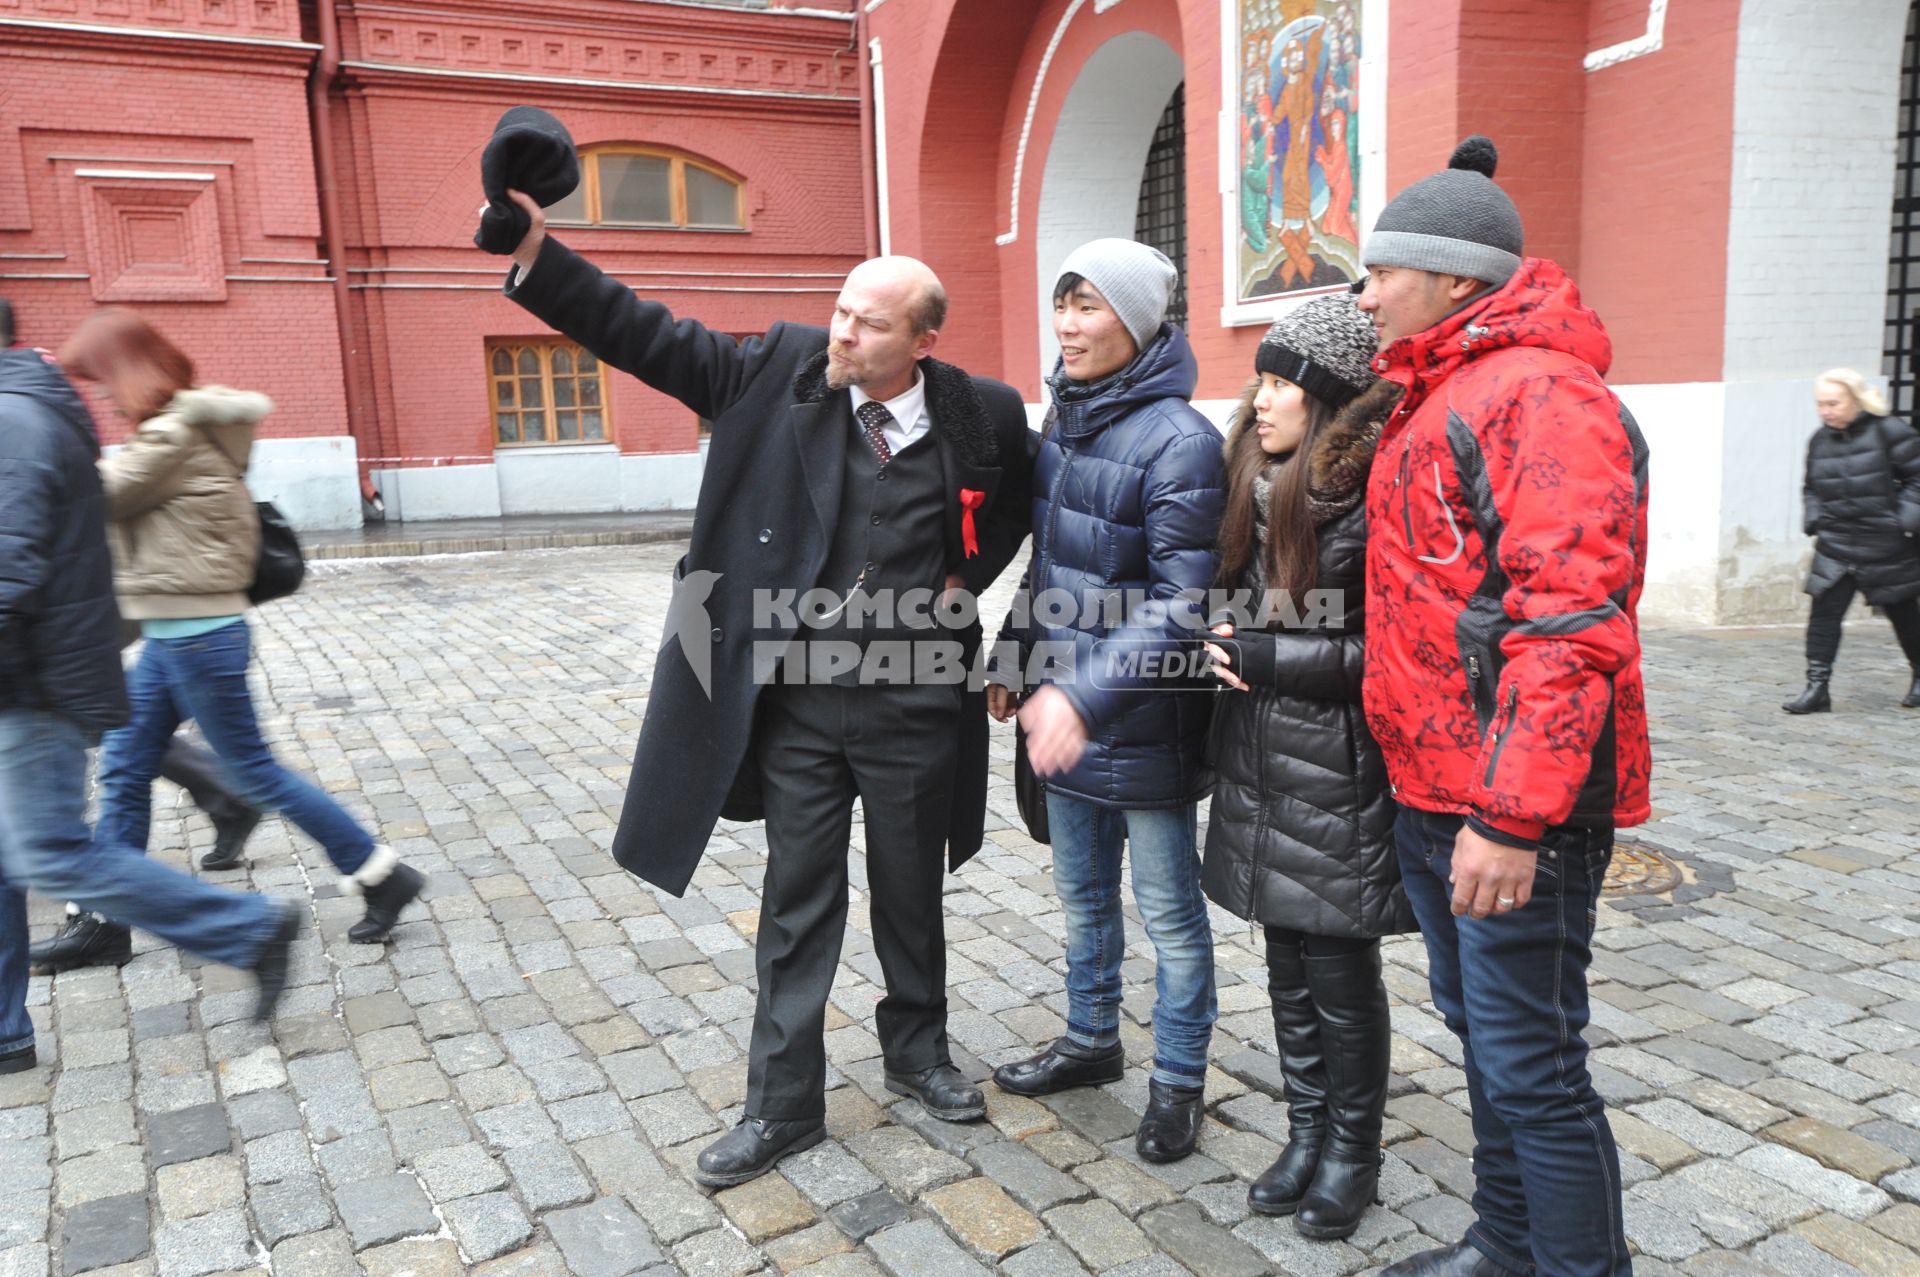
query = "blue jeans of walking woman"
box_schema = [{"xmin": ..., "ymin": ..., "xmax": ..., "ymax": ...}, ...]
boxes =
[
  {"xmin": 97, "ymin": 620, "xmax": 374, "ymax": 876},
  {"xmin": 0, "ymin": 709, "xmax": 286, "ymax": 1054},
  {"xmin": 1395, "ymin": 806, "xmax": 1629, "ymax": 1277},
  {"xmin": 1047, "ymin": 793, "xmax": 1216, "ymax": 1088}
]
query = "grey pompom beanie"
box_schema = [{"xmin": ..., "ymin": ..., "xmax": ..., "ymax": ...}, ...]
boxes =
[
  {"xmin": 1055, "ymin": 238, "xmax": 1179, "ymax": 352},
  {"xmin": 1361, "ymin": 136, "xmax": 1523, "ymax": 286},
  {"xmin": 1255, "ymin": 294, "xmax": 1378, "ymax": 408}
]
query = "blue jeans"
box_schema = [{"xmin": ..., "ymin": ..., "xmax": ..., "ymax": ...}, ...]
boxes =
[
  {"xmin": 0, "ymin": 708, "xmax": 285, "ymax": 1046},
  {"xmin": 98, "ymin": 620, "xmax": 373, "ymax": 876},
  {"xmin": 1047, "ymin": 793, "xmax": 1216, "ymax": 1088},
  {"xmin": 1395, "ymin": 806, "xmax": 1629, "ymax": 1277}
]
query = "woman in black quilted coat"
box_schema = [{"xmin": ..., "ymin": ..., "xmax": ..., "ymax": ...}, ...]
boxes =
[
  {"xmin": 1200, "ymin": 295, "xmax": 1415, "ymax": 1241},
  {"xmin": 1784, "ymin": 368, "xmax": 1920, "ymax": 714}
]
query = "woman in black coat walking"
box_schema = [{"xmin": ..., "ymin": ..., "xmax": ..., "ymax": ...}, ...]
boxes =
[
  {"xmin": 1200, "ymin": 296, "xmax": 1415, "ymax": 1241},
  {"xmin": 1784, "ymin": 368, "xmax": 1920, "ymax": 713}
]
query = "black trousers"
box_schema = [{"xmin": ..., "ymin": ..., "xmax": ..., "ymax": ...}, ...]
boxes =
[
  {"xmin": 746, "ymin": 679, "xmax": 960, "ymax": 1120},
  {"xmin": 161, "ymin": 739, "xmax": 254, "ymax": 824},
  {"xmin": 1805, "ymin": 576, "xmax": 1920, "ymax": 669}
]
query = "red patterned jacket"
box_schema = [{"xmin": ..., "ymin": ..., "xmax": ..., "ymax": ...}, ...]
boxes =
[{"xmin": 1362, "ymin": 258, "xmax": 1651, "ymax": 844}]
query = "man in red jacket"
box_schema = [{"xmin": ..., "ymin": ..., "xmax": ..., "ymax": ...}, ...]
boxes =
[{"xmin": 1357, "ymin": 138, "xmax": 1648, "ymax": 1277}]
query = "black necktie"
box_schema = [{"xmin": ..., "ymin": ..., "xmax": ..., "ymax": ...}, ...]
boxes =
[{"xmin": 855, "ymin": 400, "xmax": 894, "ymax": 465}]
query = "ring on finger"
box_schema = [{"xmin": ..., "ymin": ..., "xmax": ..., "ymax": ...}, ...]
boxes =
[{"xmin": 1495, "ymin": 895, "xmax": 1516, "ymax": 908}]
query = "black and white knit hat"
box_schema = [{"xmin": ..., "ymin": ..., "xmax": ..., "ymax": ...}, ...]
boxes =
[
  {"xmin": 1361, "ymin": 136, "xmax": 1523, "ymax": 286},
  {"xmin": 1254, "ymin": 294, "xmax": 1377, "ymax": 408}
]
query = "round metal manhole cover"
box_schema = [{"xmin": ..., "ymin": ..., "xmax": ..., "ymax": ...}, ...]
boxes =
[{"xmin": 1604, "ymin": 841, "xmax": 1684, "ymax": 896}]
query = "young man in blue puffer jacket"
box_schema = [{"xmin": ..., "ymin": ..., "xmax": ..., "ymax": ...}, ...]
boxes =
[{"xmin": 987, "ymin": 240, "xmax": 1226, "ymax": 1163}]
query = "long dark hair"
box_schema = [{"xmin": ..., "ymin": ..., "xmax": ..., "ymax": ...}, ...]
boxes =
[{"xmin": 1216, "ymin": 385, "xmax": 1338, "ymax": 596}]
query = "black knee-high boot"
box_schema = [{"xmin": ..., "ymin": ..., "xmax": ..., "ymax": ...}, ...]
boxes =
[
  {"xmin": 1248, "ymin": 930, "xmax": 1328, "ymax": 1216},
  {"xmin": 1295, "ymin": 939, "xmax": 1389, "ymax": 1240}
]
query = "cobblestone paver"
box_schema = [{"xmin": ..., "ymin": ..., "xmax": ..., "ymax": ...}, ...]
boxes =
[{"xmin": 6, "ymin": 543, "xmax": 1920, "ymax": 1276}]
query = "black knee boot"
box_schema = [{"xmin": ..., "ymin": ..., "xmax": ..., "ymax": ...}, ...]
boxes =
[
  {"xmin": 1248, "ymin": 931, "xmax": 1328, "ymax": 1216},
  {"xmin": 1783, "ymin": 662, "xmax": 1833, "ymax": 714},
  {"xmin": 1295, "ymin": 940, "xmax": 1389, "ymax": 1240}
]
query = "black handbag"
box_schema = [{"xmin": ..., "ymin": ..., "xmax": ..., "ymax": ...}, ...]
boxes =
[
  {"xmin": 1013, "ymin": 720, "xmax": 1051, "ymax": 845},
  {"xmin": 248, "ymin": 501, "xmax": 306, "ymax": 604}
]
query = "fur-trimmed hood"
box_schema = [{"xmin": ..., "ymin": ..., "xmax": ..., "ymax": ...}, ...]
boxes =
[
  {"xmin": 1226, "ymin": 376, "xmax": 1400, "ymax": 522},
  {"xmin": 792, "ymin": 351, "xmax": 1000, "ymax": 470}
]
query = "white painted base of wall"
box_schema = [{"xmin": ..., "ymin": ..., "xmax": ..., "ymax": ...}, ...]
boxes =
[
  {"xmin": 372, "ymin": 446, "xmax": 706, "ymax": 523},
  {"xmin": 101, "ymin": 434, "xmax": 364, "ymax": 532},
  {"xmin": 246, "ymin": 435, "xmax": 362, "ymax": 531}
]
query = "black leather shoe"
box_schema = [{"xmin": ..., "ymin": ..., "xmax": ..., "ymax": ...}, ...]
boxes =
[
  {"xmin": 992, "ymin": 1037, "xmax": 1125, "ymax": 1097},
  {"xmin": 28, "ymin": 914, "xmax": 132, "ymax": 975},
  {"xmin": 251, "ymin": 903, "xmax": 304, "ymax": 1023},
  {"xmin": 346, "ymin": 855, "xmax": 424, "ymax": 944},
  {"xmin": 200, "ymin": 809, "xmax": 261, "ymax": 870},
  {"xmin": 694, "ymin": 1117, "xmax": 827, "ymax": 1188},
  {"xmin": 0, "ymin": 1043, "xmax": 35, "ymax": 1074},
  {"xmin": 1135, "ymin": 1078, "xmax": 1204, "ymax": 1163},
  {"xmin": 885, "ymin": 1064, "xmax": 986, "ymax": 1121},
  {"xmin": 1380, "ymin": 1240, "xmax": 1523, "ymax": 1276},
  {"xmin": 1902, "ymin": 672, "xmax": 1920, "ymax": 709}
]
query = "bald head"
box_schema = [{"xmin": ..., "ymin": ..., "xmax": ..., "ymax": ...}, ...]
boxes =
[
  {"xmin": 827, "ymin": 255, "xmax": 947, "ymax": 398},
  {"xmin": 844, "ymin": 256, "xmax": 948, "ymax": 335}
]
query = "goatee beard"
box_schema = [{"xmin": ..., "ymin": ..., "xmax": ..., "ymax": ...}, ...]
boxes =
[{"xmin": 825, "ymin": 360, "xmax": 859, "ymax": 390}]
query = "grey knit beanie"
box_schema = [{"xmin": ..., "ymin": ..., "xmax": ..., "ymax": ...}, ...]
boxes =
[
  {"xmin": 1255, "ymin": 295, "xmax": 1377, "ymax": 408},
  {"xmin": 1055, "ymin": 239, "xmax": 1178, "ymax": 352},
  {"xmin": 1362, "ymin": 136, "xmax": 1523, "ymax": 286}
]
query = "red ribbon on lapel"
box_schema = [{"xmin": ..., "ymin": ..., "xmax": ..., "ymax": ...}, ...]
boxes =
[{"xmin": 958, "ymin": 488, "xmax": 986, "ymax": 559}]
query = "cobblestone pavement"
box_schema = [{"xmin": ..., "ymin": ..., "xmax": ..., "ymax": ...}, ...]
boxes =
[{"xmin": 6, "ymin": 543, "xmax": 1920, "ymax": 1277}]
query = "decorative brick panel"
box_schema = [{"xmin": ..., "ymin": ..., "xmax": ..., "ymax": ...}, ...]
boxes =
[{"xmin": 78, "ymin": 172, "xmax": 227, "ymax": 302}]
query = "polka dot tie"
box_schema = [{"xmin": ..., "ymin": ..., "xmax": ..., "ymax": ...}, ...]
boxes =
[{"xmin": 855, "ymin": 400, "xmax": 894, "ymax": 465}]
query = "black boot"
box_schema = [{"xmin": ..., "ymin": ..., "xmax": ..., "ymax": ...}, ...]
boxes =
[
  {"xmin": 694, "ymin": 1117, "xmax": 827, "ymax": 1188},
  {"xmin": 28, "ymin": 913, "xmax": 132, "ymax": 974},
  {"xmin": 1295, "ymin": 941, "xmax": 1390, "ymax": 1241},
  {"xmin": 1380, "ymin": 1240, "xmax": 1523, "ymax": 1276},
  {"xmin": 1249, "ymin": 931, "xmax": 1327, "ymax": 1216},
  {"xmin": 1783, "ymin": 663, "xmax": 1833, "ymax": 714},
  {"xmin": 199, "ymin": 809, "xmax": 261, "ymax": 871},
  {"xmin": 252, "ymin": 903, "xmax": 305, "ymax": 1023},
  {"xmin": 1135, "ymin": 1078, "xmax": 1205, "ymax": 1163},
  {"xmin": 992, "ymin": 1036, "xmax": 1125, "ymax": 1096},
  {"xmin": 1902, "ymin": 671, "xmax": 1920, "ymax": 709},
  {"xmin": 343, "ymin": 848, "xmax": 424, "ymax": 944}
]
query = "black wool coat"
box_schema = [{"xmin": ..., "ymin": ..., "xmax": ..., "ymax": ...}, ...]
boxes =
[
  {"xmin": 0, "ymin": 347, "xmax": 129, "ymax": 735},
  {"xmin": 1802, "ymin": 413, "xmax": 1920, "ymax": 604},
  {"xmin": 507, "ymin": 237, "xmax": 1032, "ymax": 896},
  {"xmin": 1201, "ymin": 380, "xmax": 1415, "ymax": 940}
]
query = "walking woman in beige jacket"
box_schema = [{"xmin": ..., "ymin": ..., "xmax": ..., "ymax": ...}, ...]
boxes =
[{"xmin": 54, "ymin": 309, "xmax": 424, "ymax": 950}]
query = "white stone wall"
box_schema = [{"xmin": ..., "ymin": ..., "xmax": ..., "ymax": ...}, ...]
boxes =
[{"xmin": 1724, "ymin": 0, "xmax": 1904, "ymax": 383}]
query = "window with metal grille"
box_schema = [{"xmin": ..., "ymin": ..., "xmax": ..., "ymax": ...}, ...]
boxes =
[
  {"xmin": 1135, "ymin": 84, "xmax": 1188, "ymax": 331},
  {"xmin": 1885, "ymin": 1, "xmax": 1920, "ymax": 415}
]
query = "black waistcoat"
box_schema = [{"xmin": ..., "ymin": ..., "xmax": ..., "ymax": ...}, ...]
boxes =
[{"xmin": 794, "ymin": 415, "xmax": 950, "ymax": 681}]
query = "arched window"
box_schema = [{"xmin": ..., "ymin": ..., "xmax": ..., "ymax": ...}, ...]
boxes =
[{"xmin": 548, "ymin": 145, "xmax": 745, "ymax": 230}]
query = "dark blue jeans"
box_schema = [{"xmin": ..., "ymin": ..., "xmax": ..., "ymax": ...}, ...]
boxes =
[
  {"xmin": 0, "ymin": 708, "xmax": 285, "ymax": 1051},
  {"xmin": 1394, "ymin": 806, "xmax": 1629, "ymax": 1277},
  {"xmin": 98, "ymin": 620, "xmax": 374, "ymax": 875}
]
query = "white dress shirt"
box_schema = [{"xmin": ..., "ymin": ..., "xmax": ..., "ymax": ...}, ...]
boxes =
[{"xmin": 851, "ymin": 368, "xmax": 932, "ymax": 454}]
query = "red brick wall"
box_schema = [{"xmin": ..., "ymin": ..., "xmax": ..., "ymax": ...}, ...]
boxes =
[
  {"xmin": 2, "ymin": 0, "xmax": 866, "ymax": 468},
  {"xmin": 0, "ymin": 24, "xmax": 342, "ymax": 447},
  {"xmin": 1579, "ymin": 0, "xmax": 1739, "ymax": 384}
]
